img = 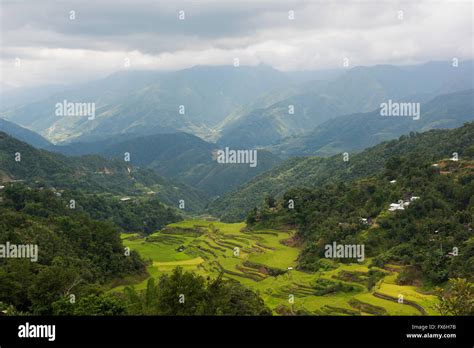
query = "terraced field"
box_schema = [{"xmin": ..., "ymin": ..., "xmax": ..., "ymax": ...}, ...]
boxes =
[{"xmin": 116, "ymin": 220, "xmax": 438, "ymax": 315}]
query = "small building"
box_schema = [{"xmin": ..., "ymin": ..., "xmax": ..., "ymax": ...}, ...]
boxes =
[
  {"xmin": 389, "ymin": 180, "xmax": 397, "ymax": 184},
  {"xmin": 389, "ymin": 202, "xmax": 406, "ymax": 211},
  {"xmin": 388, "ymin": 204, "xmax": 402, "ymax": 211}
]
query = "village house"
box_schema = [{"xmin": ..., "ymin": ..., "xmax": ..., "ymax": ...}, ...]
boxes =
[{"xmin": 388, "ymin": 196, "xmax": 420, "ymax": 212}]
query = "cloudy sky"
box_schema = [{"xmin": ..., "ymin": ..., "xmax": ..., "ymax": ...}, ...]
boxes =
[{"xmin": 1, "ymin": 0, "xmax": 472, "ymax": 88}]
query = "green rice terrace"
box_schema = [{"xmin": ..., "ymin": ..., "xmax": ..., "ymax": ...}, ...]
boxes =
[{"xmin": 113, "ymin": 220, "xmax": 438, "ymax": 315}]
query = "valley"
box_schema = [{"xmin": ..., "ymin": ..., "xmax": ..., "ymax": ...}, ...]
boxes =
[
  {"xmin": 0, "ymin": 62, "xmax": 472, "ymax": 318},
  {"xmin": 115, "ymin": 220, "xmax": 438, "ymax": 315}
]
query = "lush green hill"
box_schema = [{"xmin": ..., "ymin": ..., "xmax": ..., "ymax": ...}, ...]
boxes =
[
  {"xmin": 210, "ymin": 122, "xmax": 474, "ymax": 221},
  {"xmin": 0, "ymin": 184, "xmax": 147, "ymax": 314},
  {"xmin": 273, "ymin": 89, "xmax": 474, "ymax": 156},
  {"xmin": 0, "ymin": 131, "xmax": 209, "ymax": 212},
  {"xmin": 52, "ymin": 132, "xmax": 282, "ymax": 197},
  {"xmin": 0, "ymin": 118, "xmax": 51, "ymax": 148},
  {"xmin": 246, "ymin": 155, "xmax": 473, "ymax": 288}
]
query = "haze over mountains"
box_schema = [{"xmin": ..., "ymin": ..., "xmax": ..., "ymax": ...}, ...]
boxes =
[
  {"xmin": 272, "ymin": 88, "xmax": 474, "ymax": 157},
  {"xmin": 51, "ymin": 132, "xmax": 282, "ymax": 197},
  {"xmin": 1, "ymin": 60, "xmax": 473, "ymax": 208},
  {"xmin": 2, "ymin": 60, "xmax": 472, "ymax": 147}
]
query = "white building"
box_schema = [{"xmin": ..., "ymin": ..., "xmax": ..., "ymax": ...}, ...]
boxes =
[{"xmin": 389, "ymin": 203, "xmax": 405, "ymax": 211}]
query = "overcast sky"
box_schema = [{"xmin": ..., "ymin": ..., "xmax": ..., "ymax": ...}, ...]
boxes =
[{"xmin": 1, "ymin": 0, "xmax": 472, "ymax": 88}]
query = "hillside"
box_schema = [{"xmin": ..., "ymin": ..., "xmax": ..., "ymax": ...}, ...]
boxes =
[
  {"xmin": 0, "ymin": 132, "xmax": 209, "ymax": 211},
  {"xmin": 217, "ymin": 61, "xmax": 474, "ymax": 148},
  {"xmin": 1, "ymin": 65, "xmax": 290, "ymax": 143},
  {"xmin": 0, "ymin": 184, "xmax": 147, "ymax": 314},
  {"xmin": 52, "ymin": 132, "xmax": 282, "ymax": 197},
  {"xmin": 0, "ymin": 118, "xmax": 51, "ymax": 149},
  {"xmin": 273, "ymin": 89, "xmax": 474, "ymax": 156},
  {"xmin": 3, "ymin": 61, "xmax": 471, "ymax": 148},
  {"xmin": 209, "ymin": 122, "xmax": 474, "ymax": 221},
  {"xmin": 117, "ymin": 220, "xmax": 438, "ymax": 315},
  {"xmin": 246, "ymin": 155, "xmax": 473, "ymax": 288}
]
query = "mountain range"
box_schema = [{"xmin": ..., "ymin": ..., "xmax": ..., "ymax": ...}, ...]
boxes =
[
  {"xmin": 2, "ymin": 60, "xmax": 472, "ymax": 148},
  {"xmin": 50, "ymin": 132, "xmax": 281, "ymax": 197},
  {"xmin": 1, "ymin": 60, "xmax": 473, "ymax": 209},
  {"xmin": 271, "ymin": 89, "xmax": 474, "ymax": 157}
]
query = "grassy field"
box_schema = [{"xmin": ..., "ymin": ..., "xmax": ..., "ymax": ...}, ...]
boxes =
[{"xmin": 115, "ymin": 220, "xmax": 438, "ymax": 315}]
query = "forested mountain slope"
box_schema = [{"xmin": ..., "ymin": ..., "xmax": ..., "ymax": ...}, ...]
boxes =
[{"xmin": 210, "ymin": 122, "xmax": 474, "ymax": 221}]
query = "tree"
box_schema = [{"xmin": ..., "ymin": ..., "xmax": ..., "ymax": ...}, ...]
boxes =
[
  {"xmin": 435, "ymin": 278, "xmax": 473, "ymax": 315},
  {"xmin": 123, "ymin": 267, "xmax": 271, "ymax": 315},
  {"xmin": 156, "ymin": 267, "xmax": 207, "ymax": 315},
  {"xmin": 265, "ymin": 195, "xmax": 276, "ymax": 208}
]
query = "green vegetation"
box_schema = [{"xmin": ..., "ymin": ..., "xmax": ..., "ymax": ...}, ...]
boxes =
[
  {"xmin": 115, "ymin": 220, "xmax": 437, "ymax": 315},
  {"xmin": 123, "ymin": 267, "xmax": 271, "ymax": 315},
  {"xmin": 55, "ymin": 132, "xmax": 281, "ymax": 197},
  {"xmin": 0, "ymin": 131, "xmax": 209, "ymax": 211},
  {"xmin": 0, "ymin": 184, "xmax": 146, "ymax": 315},
  {"xmin": 210, "ymin": 122, "xmax": 474, "ymax": 221},
  {"xmin": 247, "ymin": 155, "xmax": 473, "ymax": 285},
  {"xmin": 435, "ymin": 278, "xmax": 473, "ymax": 315},
  {"xmin": 1, "ymin": 118, "xmax": 472, "ymax": 316}
]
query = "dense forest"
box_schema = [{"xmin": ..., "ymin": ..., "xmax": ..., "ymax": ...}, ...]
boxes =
[
  {"xmin": 0, "ymin": 131, "xmax": 209, "ymax": 211},
  {"xmin": 247, "ymin": 153, "xmax": 473, "ymax": 287},
  {"xmin": 0, "ymin": 185, "xmax": 146, "ymax": 314},
  {"xmin": 211, "ymin": 122, "xmax": 474, "ymax": 221}
]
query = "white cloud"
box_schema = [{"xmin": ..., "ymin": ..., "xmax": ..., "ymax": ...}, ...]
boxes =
[{"xmin": 0, "ymin": 0, "xmax": 472, "ymax": 87}]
